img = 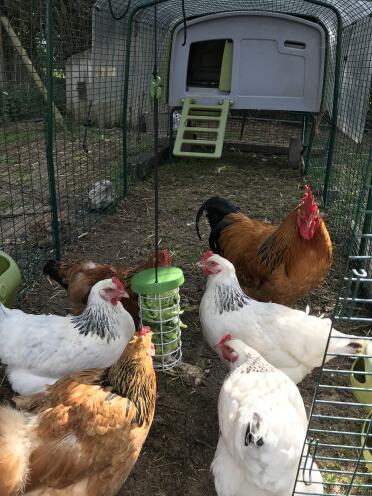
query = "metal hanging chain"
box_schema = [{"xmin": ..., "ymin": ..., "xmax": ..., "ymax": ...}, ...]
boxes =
[
  {"xmin": 181, "ymin": 0, "xmax": 187, "ymax": 46},
  {"xmin": 108, "ymin": 0, "xmax": 132, "ymax": 21},
  {"xmin": 153, "ymin": 0, "xmax": 160, "ymax": 283}
]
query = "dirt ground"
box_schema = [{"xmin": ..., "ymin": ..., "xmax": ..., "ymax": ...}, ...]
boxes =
[{"xmin": 0, "ymin": 152, "xmax": 363, "ymax": 494}]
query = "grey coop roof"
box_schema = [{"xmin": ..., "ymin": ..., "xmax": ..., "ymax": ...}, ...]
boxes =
[
  {"xmin": 94, "ymin": 0, "xmax": 372, "ymax": 28},
  {"xmin": 93, "ymin": 0, "xmax": 372, "ymax": 142}
]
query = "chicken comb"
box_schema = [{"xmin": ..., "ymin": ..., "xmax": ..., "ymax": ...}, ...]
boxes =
[
  {"xmin": 201, "ymin": 250, "xmax": 214, "ymax": 261},
  {"xmin": 112, "ymin": 277, "xmax": 124, "ymax": 291},
  {"xmin": 302, "ymin": 184, "xmax": 318, "ymax": 217},
  {"xmin": 139, "ymin": 326, "xmax": 151, "ymax": 336},
  {"xmin": 218, "ymin": 334, "xmax": 233, "ymax": 347},
  {"xmin": 159, "ymin": 249, "xmax": 171, "ymax": 267}
]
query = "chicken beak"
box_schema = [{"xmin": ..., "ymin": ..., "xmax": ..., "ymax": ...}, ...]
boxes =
[{"xmin": 121, "ymin": 289, "xmax": 129, "ymax": 299}]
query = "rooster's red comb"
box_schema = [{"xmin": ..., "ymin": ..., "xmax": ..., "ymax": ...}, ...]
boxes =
[
  {"xmin": 302, "ymin": 184, "xmax": 318, "ymax": 217},
  {"xmin": 139, "ymin": 326, "xmax": 151, "ymax": 336},
  {"xmin": 112, "ymin": 277, "xmax": 124, "ymax": 291},
  {"xmin": 201, "ymin": 250, "xmax": 214, "ymax": 262},
  {"xmin": 159, "ymin": 249, "xmax": 171, "ymax": 267}
]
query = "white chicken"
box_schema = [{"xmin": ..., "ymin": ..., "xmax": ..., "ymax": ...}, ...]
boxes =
[
  {"xmin": 211, "ymin": 335, "xmax": 324, "ymax": 496},
  {"xmin": 198, "ymin": 251, "xmax": 363, "ymax": 384},
  {"xmin": 0, "ymin": 277, "xmax": 135, "ymax": 394}
]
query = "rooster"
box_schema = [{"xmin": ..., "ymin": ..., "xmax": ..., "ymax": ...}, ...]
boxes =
[
  {"xmin": 198, "ymin": 252, "xmax": 363, "ymax": 384},
  {"xmin": 0, "ymin": 326, "xmax": 156, "ymax": 496},
  {"xmin": 196, "ymin": 185, "xmax": 332, "ymax": 305},
  {"xmin": 0, "ymin": 277, "xmax": 135, "ymax": 394},
  {"xmin": 211, "ymin": 335, "xmax": 324, "ymax": 496},
  {"xmin": 43, "ymin": 249, "xmax": 171, "ymax": 326}
]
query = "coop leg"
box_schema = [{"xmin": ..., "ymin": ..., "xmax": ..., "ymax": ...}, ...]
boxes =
[{"xmin": 288, "ymin": 136, "xmax": 302, "ymax": 170}]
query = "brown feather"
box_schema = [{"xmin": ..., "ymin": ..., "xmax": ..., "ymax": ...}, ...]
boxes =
[
  {"xmin": 44, "ymin": 252, "xmax": 169, "ymax": 326},
  {"xmin": 2, "ymin": 332, "xmax": 156, "ymax": 496},
  {"xmin": 217, "ymin": 205, "xmax": 332, "ymax": 304}
]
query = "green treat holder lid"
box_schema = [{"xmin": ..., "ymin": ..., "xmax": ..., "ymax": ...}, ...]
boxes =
[{"xmin": 131, "ymin": 266, "xmax": 184, "ymax": 295}]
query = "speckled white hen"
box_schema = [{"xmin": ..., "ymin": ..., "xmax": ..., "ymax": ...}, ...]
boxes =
[
  {"xmin": 212, "ymin": 336, "xmax": 324, "ymax": 496},
  {"xmin": 198, "ymin": 252, "xmax": 363, "ymax": 384},
  {"xmin": 0, "ymin": 277, "xmax": 135, "ymax": 394}
]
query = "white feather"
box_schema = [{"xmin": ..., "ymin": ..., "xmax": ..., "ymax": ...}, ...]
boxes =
[
  {"xmin": 211, "ymin": 342, "xmax": 323, "ymax": 496},
  {"xmin": 0, "ymin": 279, "xmax": 135, "ymax": 394},
  {"xmin": 200, "ymin": 254, "xmax": 362, "ymax": 384}
]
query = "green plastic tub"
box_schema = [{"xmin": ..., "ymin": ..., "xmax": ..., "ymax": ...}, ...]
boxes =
[
  {"xmin": 350, "ymin": 341, "xmax": 372, "ymax": 410},
  {"xmin": 0, "ymin": 250, "xmax": 21, "ymax": 307}
]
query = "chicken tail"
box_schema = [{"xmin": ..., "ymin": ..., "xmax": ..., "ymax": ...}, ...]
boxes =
[
  {"xmin": 244, "ymin": 412, "xmax": 265, "ymax": 447},
  {"xmin": 196, "ymin": 196, "xmax": 240, "ymax": 251},
  {"xmin": 0, "ymin": 407, "xmax": 32, "ymax": 495},
  {"xmin": 328, "ymin": 330, "xmax": 365, "ymax": 358},
  {"xmin": 43, "ymin": 260, "xmax": 72, "ymax": 289}
]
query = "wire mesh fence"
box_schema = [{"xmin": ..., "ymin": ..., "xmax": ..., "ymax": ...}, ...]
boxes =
[
  {"xmin": 0, "ymin": 0, "xmax": 371, "ymax": 493},
  {"xmin": 1, "ymin": 0, "xmax": 371, "ymax": 282},
  {"xmin": 293, "ymin": 164, "xmax": 372, "ymax": 495}
]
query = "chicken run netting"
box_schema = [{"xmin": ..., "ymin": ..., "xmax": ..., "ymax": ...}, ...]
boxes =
[{"xmin": 0, "ymin": 0, "xmax": 371, "ymax": 493}]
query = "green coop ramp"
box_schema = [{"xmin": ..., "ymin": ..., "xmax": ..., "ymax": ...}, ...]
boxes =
[{"xmin": 173, "ymin": 98, "xmax": 230, "ymax": 158}]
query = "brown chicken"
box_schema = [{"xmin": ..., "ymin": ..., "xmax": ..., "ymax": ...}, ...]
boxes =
[
  {"xmin": 0, "ymin": 326, "xmax": 156, "ymax": 496},
  {"xmin": 43, "ymin": 249, "xmax": 171, "ymax": 325},
  {"xmin": 196, "ymin": 185, "xmax": 332, "ymax": 305}
]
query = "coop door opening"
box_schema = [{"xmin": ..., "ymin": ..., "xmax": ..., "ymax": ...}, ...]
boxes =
[{"xmin": 186, "ymin": 39, "xmax": 233, "ymax": 92}]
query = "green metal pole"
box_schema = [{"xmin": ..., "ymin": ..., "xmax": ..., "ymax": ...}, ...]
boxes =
[
  {"xmin": 304, "ymin": 115, "xmax": 315, "ymax": 175},
  {"xmin": 305, "ymin": 1, "xmax": 343, "ymax": 206},
  {"xmin": 122, "ymin": 15, "xmax": 134, "ymax": 196},
  {"xmin": 121, "ymin": 0, "xmax": 169, "ymax": 196},
  {"xmin": 358, "ymin": 150, "xmax": 372, "ymax": 258},
  {"xmin": 46, "ymin": 0, "xmax": 61, "ymax": 259}
]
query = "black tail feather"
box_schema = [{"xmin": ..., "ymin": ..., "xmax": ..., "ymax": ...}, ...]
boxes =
[
  {"xmin": 196, "ymin": 196, "xmax": 240, "ymax": 251},
  {"xmin": 43, "ymin": 260, "xmax": 68, "ymax": 289}
]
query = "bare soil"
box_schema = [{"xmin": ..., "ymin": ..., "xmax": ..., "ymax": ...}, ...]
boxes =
[{"xmin": 0, "ymin": 152, "xmax": 365, "ymax": 495}]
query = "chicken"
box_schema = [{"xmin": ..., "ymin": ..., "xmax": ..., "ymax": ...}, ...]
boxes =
[
  {"xmin": 211, "ymin": 335, "xmax": 324, "ymax": 496},
  {"xmin": 196, "ymin": 185, "xmax": 332, "ymax": 305},
  {"xmin": 43, "ymin": 249, "xmax": 171, "ymax": 326},
  {"xmin": 0, "ymin": 326, "xmax": 156, "ymax": 496},
  {"xmin": 198, "ymin": 252, "xmax": 363, "ymax": 384},
  {"xmin": 0, "ymin": 277, "xmax": 135, "ymax": 394}
]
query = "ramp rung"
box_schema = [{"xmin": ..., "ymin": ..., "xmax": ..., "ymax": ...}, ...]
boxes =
[
  {"xmin": 183, "ymin": 127, "xmax": 219, "ymax": 133},
  {"xmin": 186, "ymin": 115, "xmax": 221, "ymax": 121},
  {"xmin": 182, "ymin": 139, "xmax": 217, "ymax": 145},
  {"xmin": 174, "ymin": 151, "xmax": 218, "ymax": 158},
  {"xmin": 173, "ymin": 97, "xmax": 230, "ymax": 159},
  {"xmin": 189, "ymin": 104, "xmax": 224, "ymax": 110}
]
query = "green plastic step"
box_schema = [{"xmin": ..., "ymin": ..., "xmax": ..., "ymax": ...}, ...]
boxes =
[{"xmin": 173, "ymin": 97, "xmax": 230, "ymax": 159}]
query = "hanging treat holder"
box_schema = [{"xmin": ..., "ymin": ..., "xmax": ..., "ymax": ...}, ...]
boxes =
[{"xmin": 132, "ymin": 266, "xmax": 185, "ymax": 371}]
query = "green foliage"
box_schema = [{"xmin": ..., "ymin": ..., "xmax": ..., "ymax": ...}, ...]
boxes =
[
  {"xmin": 0, "ymin": 85, "xmax": 45, "ymax": 123},
  {"xmin": 141, "ymin": 290, "xmax": 184, "ymax": 356}
]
